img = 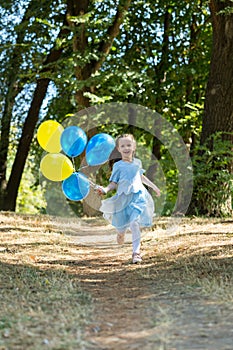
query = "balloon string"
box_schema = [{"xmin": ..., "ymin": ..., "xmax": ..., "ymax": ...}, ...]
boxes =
[
  {"xmin": 78, "ymin": 165, "xmax": 89, "ymax": 171},
  {"xmin": 71, "ymin": 157, "xmax": 76, "ymax": 171},
  {"xmin": 88, "ymin": 179, "xmax": 97, "ymax": 188},
  {"xmin": 71, "ymin": 158, "xmax": 88, "ymax": 173},
  {"xmin": 75, "ymin": 165, "xmax": 95, "ymax": 187},
  {"xmin": 70, "ymin": 160, "xmax": 96, "ymax": 189}
]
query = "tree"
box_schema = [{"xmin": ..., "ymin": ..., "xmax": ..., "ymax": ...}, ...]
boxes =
[
  {"xmin": 201, "ymin": 0, "xmax": 233, "ymax": 144},
  {"xmin": 193, "ymin": 0, "xmax": 233, "ymax": 216},
  {"xmin": 0, "ymin": 10, "xmax": 69, "ymax": 211},
  {"xmin": 67, "ymin": 0, "xmax": 132, "ymax": 109},
  {"xmin": 0, "ymin": 1, "xmax": 34, "ymax": 207},
  {"xmin": 0, "ymin": 0, "xmax": 69, "ymax": 210}
]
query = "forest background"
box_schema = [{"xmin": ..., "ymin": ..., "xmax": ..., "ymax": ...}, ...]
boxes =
[{"xmin": 0, "ymin": 0, "xmax": 232, "ymax": 218}]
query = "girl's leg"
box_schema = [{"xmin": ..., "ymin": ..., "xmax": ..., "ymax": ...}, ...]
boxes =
[
  {"xmin": 130, "ymin": 220, "xmax": 141, "ymax": 254},
  {"xmin": 117, "ymin": 229, "xmax": 126, "ymax": 245}
]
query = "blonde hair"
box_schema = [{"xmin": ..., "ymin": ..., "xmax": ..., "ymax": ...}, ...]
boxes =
[
  {"xmin": 109, "ymin": 134, "xmax": 136, "ymax": 170},
  {"xmin": 115, "ymin": 134, "xmax": 136, "ymax": 148}
]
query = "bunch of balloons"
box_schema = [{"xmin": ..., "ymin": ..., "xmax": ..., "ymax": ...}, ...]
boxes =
[{"xmin": 37, "ymin": 120, "xmax": 115, "ymax": 201}]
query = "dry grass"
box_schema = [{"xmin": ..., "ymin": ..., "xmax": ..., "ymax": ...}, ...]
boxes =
[
  {"xmin": 0, "ymin": 266, "xmax": 91, "ymax": 350},
  {"xmin": 0, "ymin": 212, "xmax": 233, "ymax": 350},
  {"xmin": 135, "ymin": 218, "xmax": 233, "ymax": 349},
  {"xmin": 151, "ymin": 218, "xmax": 233, "ymax": 302},
  {"xmin": 0, "ymin": 213, "xmax": 92, "ymax": 350}
]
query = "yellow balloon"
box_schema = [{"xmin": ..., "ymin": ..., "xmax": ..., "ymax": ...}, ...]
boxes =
[
  {"xmin": 40, "ymin": 153, "xmax": 74, "ymax": 181},
  {"xmin": 37, "ymin": 120, "xmax": 64, "ymax": 153}
]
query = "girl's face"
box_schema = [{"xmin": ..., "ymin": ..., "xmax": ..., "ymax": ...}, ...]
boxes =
[{"xmin": 117, "ymin": 136, "xmax": 136, "ymax": 161}]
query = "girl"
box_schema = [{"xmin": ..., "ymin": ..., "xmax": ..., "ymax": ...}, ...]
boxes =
[{"xmin": 97, "ymin": 134, "xmax": 161, "ymax": 263}]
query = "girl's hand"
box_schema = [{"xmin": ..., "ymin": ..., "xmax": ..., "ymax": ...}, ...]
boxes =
[
  {"xmin": 153, "ymin": 187, "xmax": 161, "ymax": 197},
  {"xmin": 95, "ymin": 186, "xmax": 107, "ymax": 195},
  {"xmin": 141, "ymin": 175, "xmax": 161, "ymax": 197}
]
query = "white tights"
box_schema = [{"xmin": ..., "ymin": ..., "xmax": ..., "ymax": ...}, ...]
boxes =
[
  {"xmin": 119, "ymin": 220, "xmax": 141, "ymax": 254},
  {"xmin": 130, "ymin": 220, "xmax": 141, "ymax": 254}
]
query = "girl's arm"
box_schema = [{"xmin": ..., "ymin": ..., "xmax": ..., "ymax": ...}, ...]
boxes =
[
  {"xmin": 96, "ymin": 181, "xmax": 117, "ymax": 195},
  {"xmin": 141, "ymin": 174, "xmax": 161, "ymax": 197}
]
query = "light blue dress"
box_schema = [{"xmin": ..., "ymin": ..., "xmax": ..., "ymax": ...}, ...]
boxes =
[{"xmin": 99, "ymin": 158, "xmax": 154, "ymax": 231}]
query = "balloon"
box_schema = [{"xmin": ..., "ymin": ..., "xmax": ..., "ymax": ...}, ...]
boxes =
[
  {"xmin": 62, "ymin": 172, "xmax": 90, "ymax": 201},
  {"xmin": 37, "ymin": 120, "xmax": 64, "ymax": 153},
  {"xmin": 61, "ymin": 126, "xmax": 87, "ymax": 157},
  {"xmin": 40, "ymin": 153, "xmax": 74, "ymax": 181},
  {"xmin": 86, "ymin": 133, "xmax": 115, "ymax": 166}
]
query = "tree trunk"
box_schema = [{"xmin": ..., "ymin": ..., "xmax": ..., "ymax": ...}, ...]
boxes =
[
  {"xmin": 194, "ymin": 0, "xmax": 233, "ymax": 216},
  {"xmin": 0, "ymin": 2, "xmax": 34, "ymax": 207},
  {"xmin": 1, "ymin": 16, "xmax": 69, "ymax": 211},
  {"xmin": 3, "ymin": 79, "xmax": 51, "ymax": 211},
  {"xmin": 201, "ymin": 0, "xmax": 233, "ymax": 143}
]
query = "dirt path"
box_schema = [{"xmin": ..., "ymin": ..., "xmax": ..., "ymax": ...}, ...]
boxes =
[
  {"xmin": 57, "ymin": 217, "xmax": 233, "ymax": 350},
  {"xmin": 0, "ymin": 213, "xmax": 233, "ymax": 350}
]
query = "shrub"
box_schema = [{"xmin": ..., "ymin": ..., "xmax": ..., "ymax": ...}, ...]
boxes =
[{"xmin": 192, "ymin": 132, "xmax": 233, "ymax": 217}]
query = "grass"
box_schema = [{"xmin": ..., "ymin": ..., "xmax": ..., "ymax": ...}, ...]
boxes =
[
  {"xmin": 148, "ymin": 233, "xmax": 233, "ymax": 303},
  {"xmin": 0, "ymin": 265, "xmax": 92, "ymax": 350},
  {"xmin": 134, "ymin": 221, "xmax": 233, "ymax": 349},
  {"xmin": 0, "ymin": 213, "xmax": 92, "ymax": 350}
]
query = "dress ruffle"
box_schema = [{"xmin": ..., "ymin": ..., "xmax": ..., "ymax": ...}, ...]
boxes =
[{"xmin": 100, "ymin": 187, "xmax": 154, "ymax": 231}]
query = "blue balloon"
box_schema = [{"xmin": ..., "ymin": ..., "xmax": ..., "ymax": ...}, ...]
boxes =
[
  {"xmin": 61, "ymin": 126, "xmax": 87, "ymax": 157},
  {"xmin": 62, "ymin": 172, "xmax": 90, "ymax": 201},
  {"xmin": 86, "ymin": 133, "xmax": 115, "ymax": 166}
]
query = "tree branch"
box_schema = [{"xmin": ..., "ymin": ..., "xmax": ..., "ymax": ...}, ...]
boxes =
[{"xmin": 93, "ymin": 0, "xmax": 132, "ymax": 73}]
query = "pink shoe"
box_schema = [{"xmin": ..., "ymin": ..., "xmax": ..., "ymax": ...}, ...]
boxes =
[
  {"xmin": 132, "ymin": 253, "xmax": 142, "ymax": 264},
  {"xmin": 117, "ymin": 232, "xmax": 125, "ymax": 245}
]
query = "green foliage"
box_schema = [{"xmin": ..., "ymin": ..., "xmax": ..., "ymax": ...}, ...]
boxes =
[
  {"xmin": 42, "ymin": 180, "xmax": 83, "ymax": 217},
  {"xmin": 192, "ymin": 133, "xmax": 233, "ymax": 217},
  {"xmin": 16, "ymin": 155, "xmax": 47, "ymax": 214},
  {"xmin": 159, "ymin": 156, "xmax": 178, "ymax": 216},
  {"xmin": 6, "ymin": 127, "xmax": 46, "ymax": 214}
]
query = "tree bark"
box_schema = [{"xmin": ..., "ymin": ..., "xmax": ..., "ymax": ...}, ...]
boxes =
[
  {"xmin": 195, "ymin": 0, "xmax": 233, "ymax": 216},
  {"xmin": 201, "ymin": 0, "xmax": 233, "ymax": 143}
]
